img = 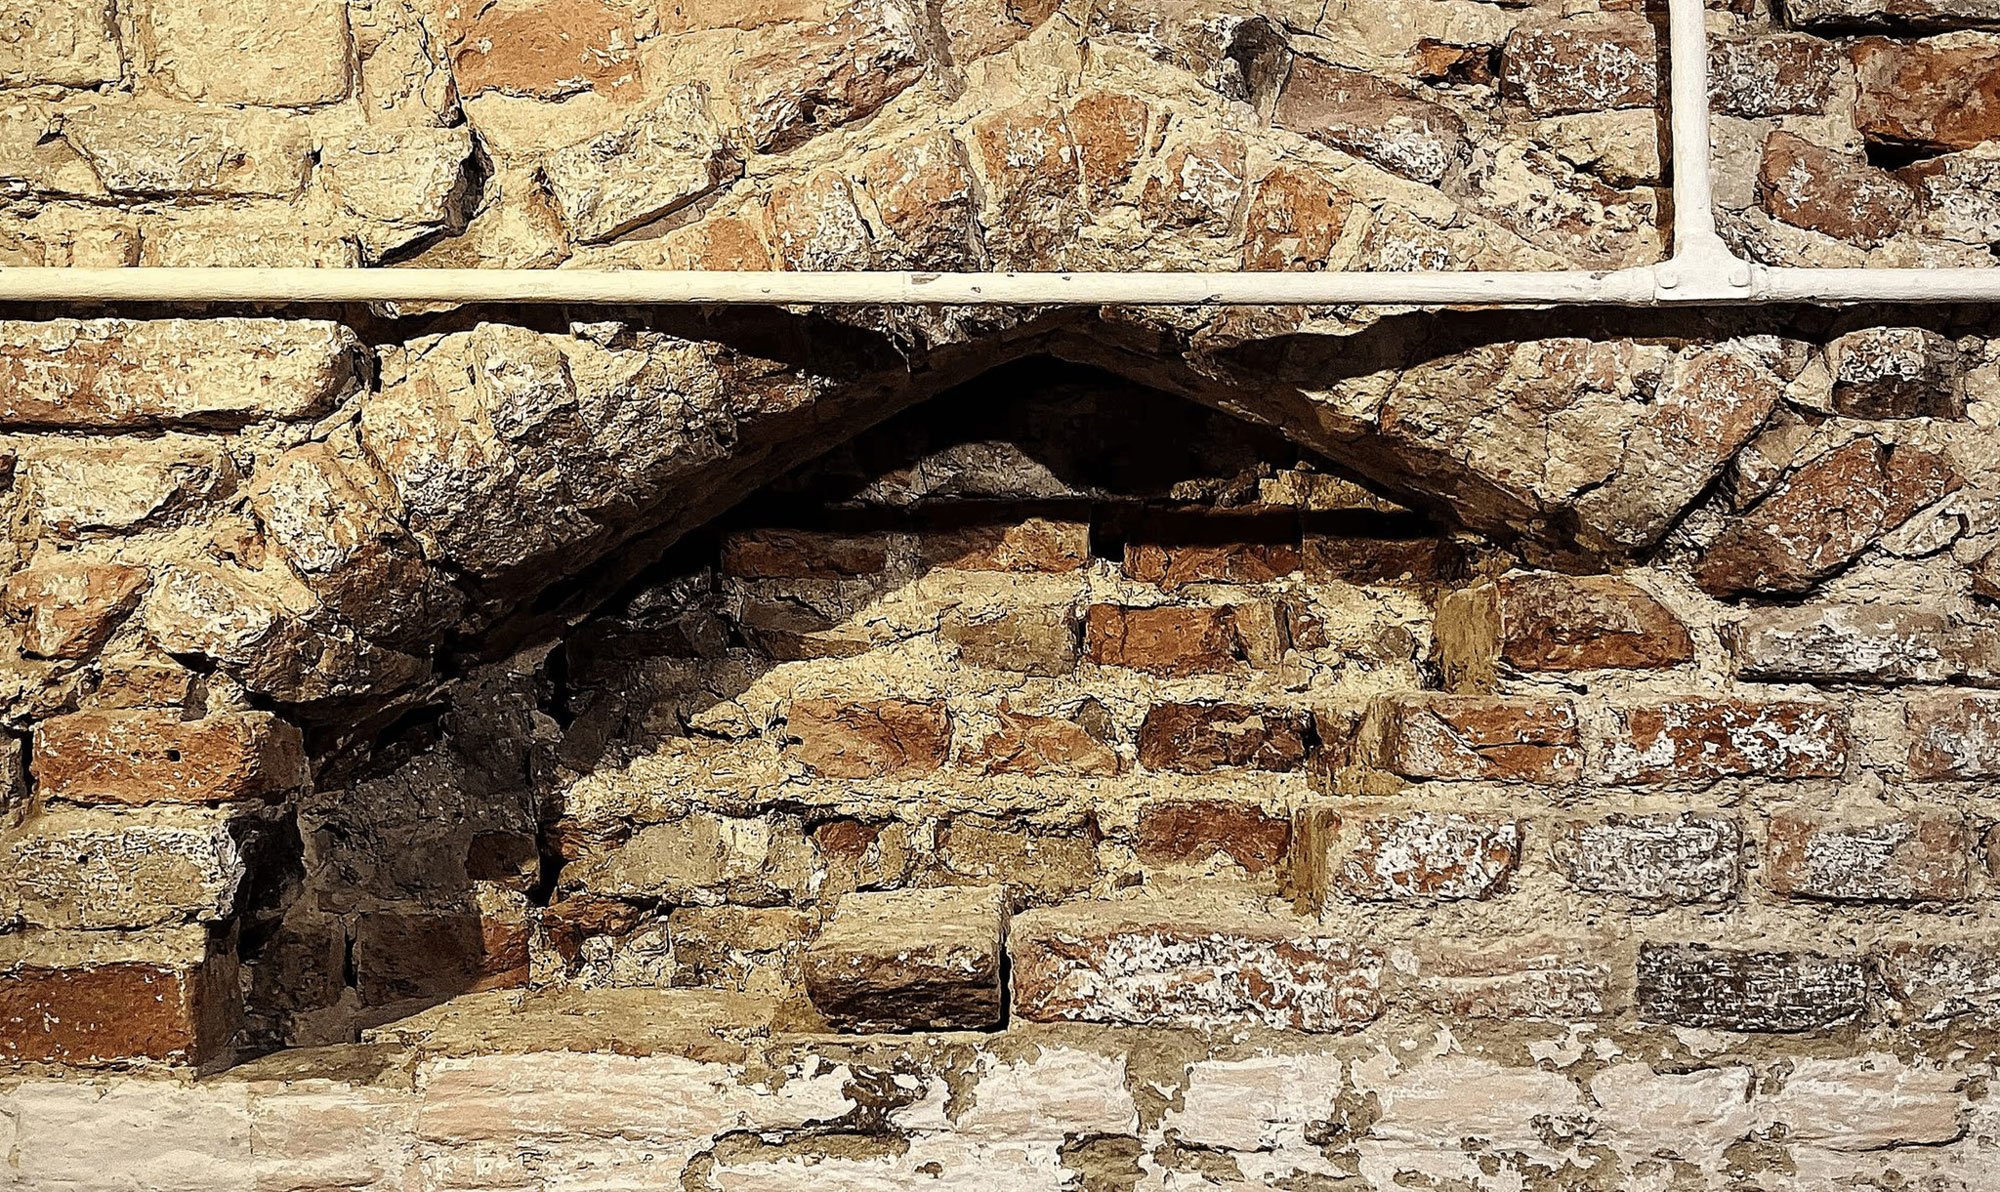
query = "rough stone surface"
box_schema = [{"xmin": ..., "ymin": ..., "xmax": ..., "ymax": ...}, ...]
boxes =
[
  {"xmin": 1759, "ymin": 131, "xmax": 1917, "ymax": 247},
  {"xmin": 1600, "ymin": 698, "xmax": 1850, "ymax": 784}
]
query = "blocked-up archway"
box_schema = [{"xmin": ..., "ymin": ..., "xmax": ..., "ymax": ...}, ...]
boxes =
[{"xmin": 1, "ymin": 302, "xmax": 1996, "ymax": 1188}]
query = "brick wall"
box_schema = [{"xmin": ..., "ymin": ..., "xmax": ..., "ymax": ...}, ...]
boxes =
[{"xmin": 9, "ymin": 0, "xmax": 2000, "ymax": 1182}]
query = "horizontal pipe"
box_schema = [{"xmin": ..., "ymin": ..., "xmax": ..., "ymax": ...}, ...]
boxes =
[{"xmin": 0, "ymin": 265, "xmax": 1669, "ymax": 307}]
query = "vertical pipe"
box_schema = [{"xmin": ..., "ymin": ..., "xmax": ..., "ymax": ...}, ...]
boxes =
[{"xmin": 1666, "ymin": 0, "xmax": 1722, "ymax": 257}]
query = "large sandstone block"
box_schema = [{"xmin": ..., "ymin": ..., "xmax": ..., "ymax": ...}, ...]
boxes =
[
  {"xmin": 542, "ymin": 86, "xmax": 737, "ymax": 243},
  {"xmin": 804, "ymin": 886, "xmax": 1005, "ymax": 1032},
  {"xmin": 568, "ymin": 810, "xmax": 816, "ymax": 905},
  {"xmin": 1826, "ymin": 327, "xmax": 1964, "ymax": 419},
  {"xmin": 1274, "ymin": 57, "xmax": 1467, "ymax": 184},
  {"xmin": 1759, "ymin": 131, "xmax": 1916, "ymax": 247},
  {"xmin": 1696, "ymin": 440, "xmax": 1959, "ymax": 596},
  {"xmin": 935, "ymin": 817, "xmax": 1098, "ymax": 905},
  {"xmin": 62, "ymin": 104, "xmax": 314, "ymax": 199},
  {"xmin": 1084, "ymin": 603, "xmax": 1255, "ymax": 676},
  {"xmin": 140, "ymin": 0, "xmax": 354, "ymax": 105},
  {"xmin": 1438, "ymin": 572, "xmax": 1692, "ymax": 687},
  {"xmin": 1853, "ymin": 37, "xmax": 2000, "ymax": 152},
  {"xmin": 1710, "ymin": 36, "xmax": 1844, "ymax": 117},
  {"xmin": 0, "ymin": 319, "xmax": 358, "ymax": 429},
  {"xmin": 1765, "ymin": 813, "xmax": 1971, "ymax": 901},
  {"xmin": 0, "ymin": 0, "xmax": 121, "ymax": 86},
  {"xmin": 723, "ymin": 0, "xmax": 930, "ymax": 152},
  {"xmin": 446, "ymin": 0, "xmax": 641, "ymax": 99},
  {"xmin": 943, "ymin": 604, "xmax": 1082, "ymax": 677},
  {"xmin": 918, "ymin": 519, "xmax": 1090, "ymax": 572},
  {"xmin": 32, "ymin": 710, "xmax": 308, "ymax": 806},
  {"xmin": 1598, "ymin": 698, "xmax": 1849, "ymax": 784},
  {"xmin": 1390, "ymin": 937, "xmax": 1613, "ymax": 1020},
  {"xmin": 1500, "ymin": 14, "xmax": 1658, "ymax": 116},
  {"xmin": 1635, "ymin": 944, "xmax": 1867, "ymax": 1032},
  {"xmin": 1908, "ymin": 693, "xmax": 2000, "ymax": 778},
  {"xmin": 1010, "ymin": 897, "xmax": 1383, "ymax": 1031},
  {"xmin": 960, "ymin": 710, "xmax": 1120, "ymax": 776},
  {"xmin": 1551, "ymin": 814, "xmax": 1743, "ymax": 902},
  {"xmin": 0, "ymin": 928, "xmax": 237, "ymax": 1066},
  {"xmin": 1364, "ymin": 693, "xmax": 1581, "ymax": 783},
  {"xmin": 16, "ymin": 436, "xmax": 236, "ymax": 539},
  {"xmin": 1878, "ymin": 941, "xmax": 2000, "ymax": 1021},
  {"xmin": 2, "ymin": 555, "xmax": 149, "ymax": 660}
]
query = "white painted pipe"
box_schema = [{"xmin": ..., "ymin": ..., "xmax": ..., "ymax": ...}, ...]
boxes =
[
  {"xmin": 0, "ymin": 265, "xmax": 1665, "ymax": 307},
  {"xmin": 0, "ymin": 0, "xmax": 1992, "ymax": 309}
]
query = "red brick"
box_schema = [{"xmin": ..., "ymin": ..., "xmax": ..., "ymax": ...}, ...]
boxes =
[
  {"xmin": 1301, "ymin": 808, "xmax": 1521, "ymax": 903},
  {"xmin": 3, "ymin": 556, "xmax": 149, "ymax": 660},
  {"xmin": 1123, "ymin": 540, "xmax": 1302, "ymax": 589},
  {"xmin": 0, "ymin": 948, "xmax": 236, "ymax": 1066},
  {"xmin": 1501, "ymin": 14, "xmax": 1658, "ymax": 115},
  {"xmin": 1697, "ymin": 439, "xmax": 1959, "ymax": 596},
  {"xmin": 1010, "ymin": 899, "xmax": 1382, "ymax": 1031},
  {"xmin": 1085, "ymin": 604, "xmax": 1247, "ymax": 676},
  {"xmin": 1908, "ymin": 694, "xmax": 2000, "ymax": 779},
  {"xmin": 1302, "ymin": 536, "xmax": 1462, "ymax": 585},
  {"xmin": 1392, "ymin": 937, "xmax": 1613, "ymax": 1020},
  {"xmin": 32, "ymin": 709, "xmax": 307, "ymax": 805},
  {"xmin": 1599, "ymin": 698, "xmax": 1849, "ymax": 784},
  {"xmin": 1759, "ymin": 131, "xmax": 1915, "ymax": 248},
  {"xmin": 1366, "ymin": 693, "xmax": 1581, "ymax": 783},
  {"xmin": 962, "ymin": 709, "xmax": 1121, "ymax": 776},
  {"xmin": 1438, "ymin": 572, "xmax": 1693, "ymax": 686},
  {"xmin": 721, "ymin": 529, "xmax": 888, "ymax": 578},
  {"xmin": 790, "ymin": 698, "xmax": 951, "ymax": 779},
  {"xmin": 1135, "ymin": 800, "xmax": 1291, "ymax": 874},
  {"xmin": 1552, "ymin": 813, "xmax": 1743, "ymax": 902},
  {"xmin": 1853, "ymin": 38, "xmax": 2000, "ymax": 154},
  {"xmin": 1765, "ymin": 813, "xmax": 1970, "ymax": 901},
  {"xmin": 919, "ymin": 518, "xmax": 1089, "ymax": 572},
  {"xmin": 1136, "ymin": 703, "xmax": 1311, "ymax": 773}
]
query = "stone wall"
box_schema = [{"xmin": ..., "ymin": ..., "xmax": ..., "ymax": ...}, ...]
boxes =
[{"xmin": 8, "ymin": 0, "xmax": 2000, "ymax": 1186}]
